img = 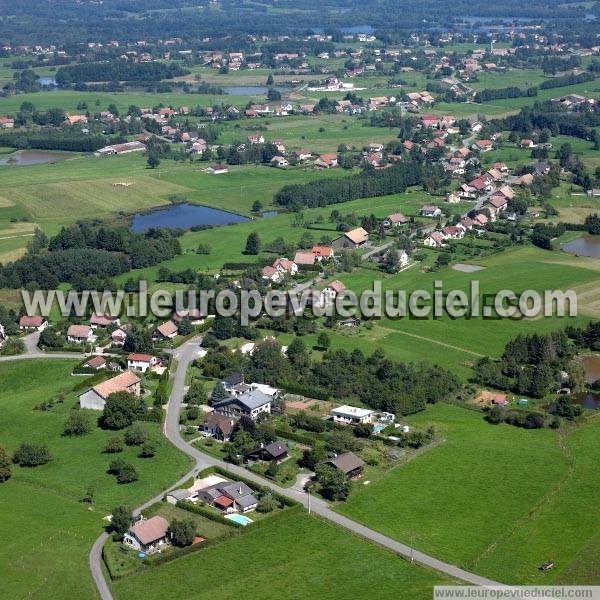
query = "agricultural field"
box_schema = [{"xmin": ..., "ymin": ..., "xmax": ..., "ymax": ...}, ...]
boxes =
[
  {"xmin": 0, "ymin": 360, "xmax": 191, "ymax": 599},
  {"xmin": 338, "ymin": 402, "xmax": 600, "ymax": 585},
  {"xmin": 111, "ymin": 510, "xmax": 455, "ymax": 600}
]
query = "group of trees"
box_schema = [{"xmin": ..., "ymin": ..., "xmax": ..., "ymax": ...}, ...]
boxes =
[
  {"xmin": 0, "ymin": 222, "xmax": 182, "ymax": 289},
  {"xmin": 203, "ymin": 340, "xmax": 461, "ymax": 416},
  {"xmin": 274, "ymin": 159, "xmax": 446, "ymax": 210},
  {"xmin": 474, "ymin": 86, "xmax": 538, "ymax": 103}
]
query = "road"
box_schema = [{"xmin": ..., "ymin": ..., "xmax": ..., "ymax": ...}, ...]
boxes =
[
  {"xmin": 89, "ymin": 336, "xmax": 504, "ymax": 599},
  {"xmin": 0, "ymin": 331, "xmax": 85, "ymax": 362}
]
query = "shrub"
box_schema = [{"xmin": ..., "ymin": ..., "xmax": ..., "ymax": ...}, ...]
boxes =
[
  {"xmin": 104, "ymin": 436, "xmax": 124, "ymax": 453},
  {"xmin": 168, "ymin": 518, "xmax": 196, "ymax": 547},
  {"xmin": 116, "ymin": 463, "xmax": 138, "ymax": 484},
  {"xmin": 124, "ymin": 423, "xmax": 149, "ymax": 446},
  {"xmin": 63, "ymin": 410, "xmax": 92, "ymax": 436},
  {"xmin": 138, "ymin": 441, "xmax": 157, "ymax": 458},
  {"xmin": 0, "ymin": 445, "xmax": 11, "ymax": 482},
  {"xmin": 12, "ymin": 442, "xmax": 52, "ymax": 467}
]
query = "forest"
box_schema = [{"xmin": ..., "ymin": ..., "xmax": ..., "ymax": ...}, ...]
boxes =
[{"xmin": 55, "ymin": 61, "xmax": 190, "ymax": 85}]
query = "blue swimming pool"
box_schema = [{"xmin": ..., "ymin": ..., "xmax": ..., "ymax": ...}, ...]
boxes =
[{"xmin": 225, "ymin": 514, "xmax": 254, "ymax": 526}]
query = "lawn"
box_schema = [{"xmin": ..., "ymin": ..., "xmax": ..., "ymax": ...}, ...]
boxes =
[
  {"xmin": 111, "ymin": 510, "xmax": 455, "ymax": 600},
  {"xmin": 337, "ymin": 402, "xmax": 592, "ymax": 584},
  {"xmin": 0, "ymin": 359, "xmax": 191, "ymax": 599}
]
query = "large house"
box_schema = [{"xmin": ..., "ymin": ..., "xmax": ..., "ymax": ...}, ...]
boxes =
[
  {"xmin": 127, "ymin": 353, "xmax": 159, "ymax": 373},
  {"xmin": 331, "ymin": 405, "xmax": 375, "ymax": 425},
  {"xmin": 213, "ymin": 390, "xmax": 271, "ymax": 420},
  {"xmin": 203, "ymin": 413, "xmax": 239, "ymax": 441},
  {"xmin": 123, "ymin": 516, "xmax": 169, "ymax": 554},
  {"xmin": 90, "ymin": 313, "xmax": 120, "ymax": 328},
  {"xmin": 333, "ymin": 227, "xmax": 369, "ymax": 249},
  {"xmin": 196, "ymin": 480, "xmax": 258, "ymax": 513},
  {"xmin": 19, "ymin": 315, "xmax": 48, "ymax": 331},
  {"xmin": 79, "ymin": 370, "xmax": 141, "ymax": 410}
]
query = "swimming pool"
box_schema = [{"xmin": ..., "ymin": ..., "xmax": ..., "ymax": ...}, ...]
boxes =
[{"xmin": 225, "ymin": 514, "xmax": 254, "ymax": 526}]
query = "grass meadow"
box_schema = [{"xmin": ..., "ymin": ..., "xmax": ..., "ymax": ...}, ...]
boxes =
[
  {"xmin": 0, "ymin": 360, "xmax": 191, "ymax": 599},
  {"xmin": 338, "ymin": 403, "xmax": 600, "ymax": 584}
]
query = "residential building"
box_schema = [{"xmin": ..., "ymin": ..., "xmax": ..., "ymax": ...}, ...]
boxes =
[
  {"xmin": 331, "ymin": 405, "xmax": 375, "ymax": 425},
  {"xmin": 213, "ymin": 390, "xmax": 272, "ymax": 420},
  {"xmin": 67, "ymin": 324, "xmax": 94, "ymax": 344},
  {"xmin": 123, "ymin": 516, "xmax": 169, "ymax": 553},
  {"xmin": 79, "ymin": 370, "xmax": 141, "ymax": 410},
  {"xmin": 333, "ymin": 227, "xmax": 369, "ymax": 249},
  {"xmin": 19, "ymin": 315, "xmax": 48, "ymax": 331},
  {"xmin": 203, "ymin": 413, "xmax": 239, "ymax": 441},
  {"xmin": 127, "ymin": 353, "xmax": 159, "ymax": 373},
  {"xmin": 325, "ymin": 451, "xmax": 365, "ymax": 478}
]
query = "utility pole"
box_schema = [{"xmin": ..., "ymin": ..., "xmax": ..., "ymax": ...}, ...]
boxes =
[{"xmin": 307, "ymin": 487, "xmax": 311, "ymax": 514}]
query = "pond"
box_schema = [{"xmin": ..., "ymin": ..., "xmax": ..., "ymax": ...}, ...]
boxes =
[
  {"xmin": 261, "ymin": 210, "xmax": 279, "ymax": 218},
  {"xmin": 223, "ymin": 86, "xmax": 289, "ymax": 96},
  {"xmin": 572, "ymin": 392, "xmax": 600, "ymax": 410},
  {"xmin": 130, "ymin": 203, "xmax": 249, "ymax": 232},
  {"xmin": 38, "ymin": 76, "xmax": 57, "ymax": 87},
  {"xmin": 0, "ymin": 150, "xmax": 74, "ymax": 166},
  {"xmin": 561, "ymin": 235, "xmax": 600, "ymax": 258},
  {"xmin": 581, "ymin": 355, "xmax": 600, "ymax": 384}
]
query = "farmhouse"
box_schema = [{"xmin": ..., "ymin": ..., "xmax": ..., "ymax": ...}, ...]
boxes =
[
  {"xmin": 294, "ymin": 251, "xmax": 317, "ymax": 266},
  {"xmin": 331, "ymin": 405, "xmax": 375, "ymax": 425},
  {"xmin": 79, "ymin": 370, "xmax": 141, "ymax": 410},
  {"xmin": 213, "ymin": 389, "xmax": 271, "ymax": 420},
  {"xmin": 314, "ymin": 153, "xmax": 338, "ymax": 169},
  {"xmin": 311, "ymin": 245, "xmax": 335, "ymax": 260},
  {"xmin": 333, "ymin": 227, "xmax": 369, "ymax": 249},
  {"xmin": 123, "ymin": 516, "xmax": 169, "ymax": 554},
  {"xmin": 95, "ymin": 141, "xmax": 146, "ymax": 156}
]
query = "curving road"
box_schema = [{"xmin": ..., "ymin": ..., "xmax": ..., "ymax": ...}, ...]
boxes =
[{"xmin": 89, "ymin": 336, "xmax": 504, "ymax": 599}]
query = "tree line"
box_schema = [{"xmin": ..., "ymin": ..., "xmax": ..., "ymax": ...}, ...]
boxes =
[{"xmin": 55, "ymin": 61, "xmax": 190, "ymax": 85}]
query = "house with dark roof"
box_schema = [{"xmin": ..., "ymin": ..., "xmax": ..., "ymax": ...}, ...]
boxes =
[
  {"xmin": 196, "ymin": 480, "xmax": 258, "ymax": 513},
  {"xmin": 326, "ymin": 452, "xmax": 365, "ymax": 478},
  {"xmin": 213, "ymin": 389, "xmax": 271, "ymax": 420},
  {"xmin": 221, "ymin": 372, "xmax": 244, "ymax": 393},
  {"xmin": 203, "ymin": 413, "xmax": 239, "ymax": 441},
  {"xmin": 245, "ymin": 440, "xmax": 289, "ymax": 463}
]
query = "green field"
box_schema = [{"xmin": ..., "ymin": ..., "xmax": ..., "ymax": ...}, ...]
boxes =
[
  {"xmin": 338, "ymin": 403, "xmax": 600, "ymax": 584},
  {"xmin": 0, "ymin": 360, "xmax": 191, "ymax": 599},
  {"xmin": 111, "ymin": 510, "xmax": 455, "ymax": 600}
]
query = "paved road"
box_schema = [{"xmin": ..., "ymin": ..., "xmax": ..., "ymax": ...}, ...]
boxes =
[
  {"xmin": 89, "ymin": 336, "xmax": 505, "ymax": 599},
  {"xmin": 0, "ymin": 331, "xmax": 85, "ymax": 362}
]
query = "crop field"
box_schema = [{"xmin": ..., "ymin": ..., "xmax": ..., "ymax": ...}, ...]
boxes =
[
  {"xmin": 338, "ymin": 403, "xmax": 600, "ymax": 585},
  {"xmin": 111, "ymin": 510, "xmax": 455, "ymax": 600},
  {"xmin": 0, "ymin": 360, "xmax": 191, "ymax": 599}
]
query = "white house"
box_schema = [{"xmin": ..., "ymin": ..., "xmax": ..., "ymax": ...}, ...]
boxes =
[
  {"xmin": 66, "ymin": 324, "xmax": 94, "ymax": 344},
  {"xmin": 331, "ymin": 405, "xmax": 375, "ymax": 425},
  {"xmin": 123, "ymin": 516, "xmax": 169, "ymax": 554},
  {"xmin": 19, "ymin": 316, "xmax": 48, "ymax": 331},
  {"xmin": 127, "ymin": 353, "xmax": 159, "ymax": 373},
  {"xmin": 79, "ymin": 370, "xmax": 141, "ymax": 410}
]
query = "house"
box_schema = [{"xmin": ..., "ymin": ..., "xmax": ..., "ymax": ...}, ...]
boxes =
[
  {"xmin": 127, "ymin": 353, "xmax": 159, "ymax": 373},
  {"xmin": 420, "ymin": 205, "xmax": 442, "ymax": 218},
  {"xmin": 261, "ymin": 265, "xmax": 284, "ymax": 283},
  {"xmin": 518, "ymin": 173, "xmax": 534, "ymax": 186},
  {"xmin": 270, "ymin": 156, "xmax": 288, "ymax": 168},
  {"xmin": 311, "ymin": 246, "xmax": 335, "ymax": 260},
  {"xmin": 0, "ymin": 116, "xmax": 15, "ymax": 128},
  {"xmin": 165, "ymin": 489, "xmax": 193, "ymax": 505},
  {"xmin": 67, "ymin": 324, "xmax": 94, "ymax": 344},
  {"xmin": 204, "ymin": 164, "xmax": 228, "ymax": 175},
  {"xmin": 442, "ymin": 226, "xmax": 465, "ymax": 240},
  {"xmin": 213, "ymin": 389, "xmax": 271, "ymax": 420},
  {"xmin": 472, "ymin": 139, "xmax": 492, "ymax": 152},
  {"xmin": 272, "ymin": 257, "xmax": 298, "ymax": 276},
  {"xmin": 221, "ymin": 372, "xmax": 244, "ymax": 394},
  {"xmin": 333, "ymin": 227, "xmax": 369, "ymax": 249},
  {"xmin": 245, "ymin": 440, "xmax": 288, "ymax": 463},
  {"xmin": 90, "ymin": 313, "xmax": 120, "ymax": 328},
  {"xmin": 325, "ymin": 451, "xmax": 365, "ymax": 478},
  {"xmin": 294, "ymin": 251, "xmax": 317, "ymax": 266},
  {"xmin": 65, "ymin": 114, "xmax": 88, "ymax": 125},
  {"xmin": 520, "ymin": 138, "xmax": 535, "ymax": 148},
  {"xmin": 473, "ymin": 213, "xmax": 489, "ymax": 228},
  {"xmin": 247, "ymin": 133, "xmax": 265, "ymax": 144},
  {"xmin": 424, "ymin": 231, "xmax": 445, "ymax": 247},
  {"xmin": 366, "ymin": 142, "xmax": 384, "ymax": 152},
  {"xmin": 384, "ymin": 213, "xmax": 408, "ymax": 227},
  {"xmin": 203, "ymin": 412, "xmax": 239, "ymax": 441},
  {"xmin": 314, "ymin": 153, "xmax": 338, "ymax": 169},
  {"xmin": 294, "ymin": 149, "xmax": 312, "ymax": 161},
  {"xmin": 153, "ymin": 321, "xmax": 178, "ymax": 340},
  {"xmin": 79, "ymin": 370, "xmax": 141, "ymax": 410},
  {"xmin": 84, "ymin": 356, "xmax": 106, "ymax": 371},
  {"xmin": 322, "ymin": 280, "xmax": 346, "ymax": 305},
  {"xmin": 197, "ymin": 480, "xmax": 258, "ymax": 513},
  {"xmin": 19, "ymin": 315, "xmax": 48, "ymax": 331},
  {"xmin": 331, "ymin": 405, "xmax": 374, "ymax": 425},
  {"xmin": 123, "ymin": 516, "xmax": 169, "ymax": 554},
  {"xmin": 171, "ymin": 309, "xmax": 204, "ymax": 326},
  {"xmin": 492, "ymin": 394, "xmax": 508, "ymax": 406},
  {"xmin": 111, "ymin": 327, "xmax": 128, "ymax": 346}
]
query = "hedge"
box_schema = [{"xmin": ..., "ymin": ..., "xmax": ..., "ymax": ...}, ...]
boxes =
[{"xmin": 176, "ymin": 499, "xmax": 243, "ymax": 527}]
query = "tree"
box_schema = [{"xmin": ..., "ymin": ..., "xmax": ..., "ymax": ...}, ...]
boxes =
[
  {"xmin": 111, "ymin": 506, "xmax": 132, "ymax": 537},
  {"xmin": 63, "ymin": 410, "xmax": 92, "ymax": 436},
  {"xmin": 124, "ymin": 423, "xmax": 149, "ymax": 446},
  {"xmin": 266, "ymin": 74, "xmax": 274, "ymax": 86},
  {"xmin": 314, "ymin": 463, "xmax": 350, "ymax": 501},
  {"xmin": 168, "ymin": 518, "xmax": 196, "ymax": 547},
  {"xmin": 257, "ymin": 492, "xmax": 277, "ymax": 513},
  {"xmin": 138, "ymin": 441, "xmax": 157, "ymax": 458},
  {"xmin": 177, "ymin": 317, "xmax": 194, "ymax": 336},
  {"xmin": 317, "ymin": 332, "xmax": 330, "ymax": 350},
  {"xmin": 0, "ymin": 445, "xmax": 11, "ymax": 482},
  {"xmin": 101, "ymin": 392, "xmax": 146, "ymax": 430},
  {"xmin": 104, "ymin": 436, "xmax": 124, "ymax": 453},
  {"xmin": 266, "ymin": 460, "xmax": 279, "ymax": 478},
  {"xmin": 116, "ymin": 462, "xmax": 138, "ymax": 484},
  {"xmin": 252, "ymin": 200, "xmax": 263, "ymax": 213},
  {"xmin": 12, "ymin": 442, "xmax": 52, "ymax": 467},
  {"xmin": 353, "ymin": 422, "xmax": 372, "ymax": 438},
  {"xmin": 211, "ymin": 381, "xmax": 229, "ymax": 403},
  {"xmin": 147, "ymin": 152, "xmax": 160, "ymax": 169},
  {"xmin": 244, "ymin": 232, "xmax": 261, "ymax": 255}
]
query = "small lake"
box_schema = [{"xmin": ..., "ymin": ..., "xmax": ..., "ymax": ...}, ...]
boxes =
[
  {"xmin": 572, "ymin": 392, "xmax": 600, "ymax": 410},
  {"xmin": 130, "ymin": 203, "xmax": 249, "ymax": 232},
  {"xmin": 0, "ymin": 150, "xmax": 74, "ymax": 166},
  {"xmin": 223, "ymin": 86, "xmax": 289, "ymax": 96},
  {"xmin": 261, "ymin": 210, "xmax": 279, "ymax": 218},
  {"xmin": 38, "ymin": 76, "xmax": 57, "ymax": 87},
  {"xmin": 561, "ymin": 235, "xmax": 600, "ymax": 258}
]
